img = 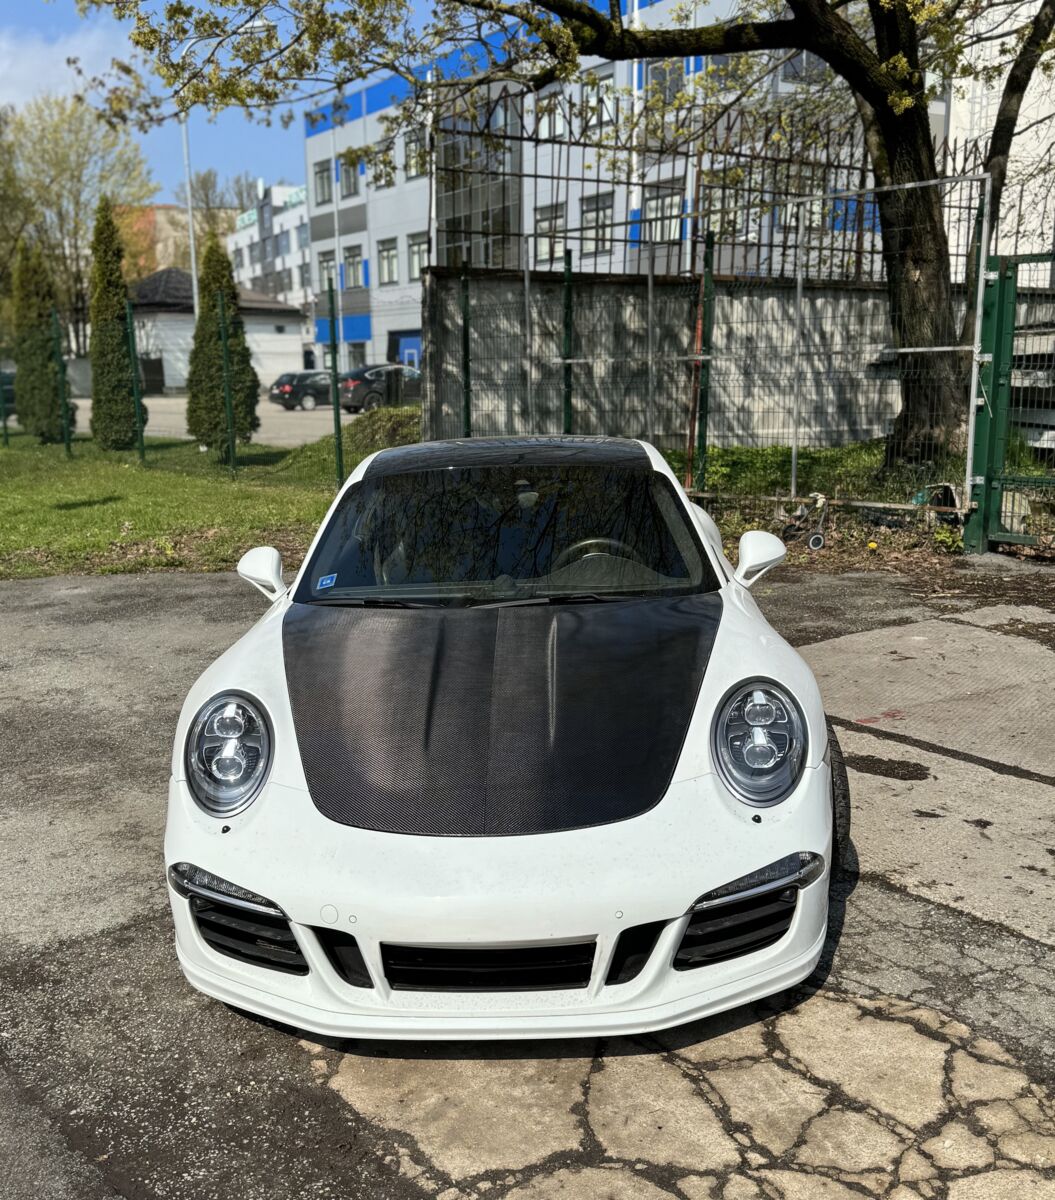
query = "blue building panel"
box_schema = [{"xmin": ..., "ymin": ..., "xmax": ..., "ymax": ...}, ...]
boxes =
[
  {"xmin": 342, "ymin": 314, "xmax": 373, "ymax": 343},
  {"xmin": 629, "ymin": 207, "xmax": 642, "ymax": 244},
  {"xmin": 362, "ymin": 259, "xmax": 370, "ymax": 288}
]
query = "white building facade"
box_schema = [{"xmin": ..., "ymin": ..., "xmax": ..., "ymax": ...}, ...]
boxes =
[{"xmin": 227, "ymin": 184, "xmax": 316, "ymax": 368}]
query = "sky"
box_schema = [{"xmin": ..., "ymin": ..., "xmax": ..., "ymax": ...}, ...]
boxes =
[{"xmin": 0, "ymin": 1, "xmax": 309, "ymax": 205}]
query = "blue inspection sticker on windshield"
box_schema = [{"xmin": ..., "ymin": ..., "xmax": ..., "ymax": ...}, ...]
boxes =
[{"xmin": 317, "ymin": 573, "xmax": 337, "ymax": 590}]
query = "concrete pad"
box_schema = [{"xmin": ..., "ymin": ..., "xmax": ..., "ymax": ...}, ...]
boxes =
[
  {"xmin": 801, "ymin": 619, "xmax": 1055, "ymax": 774},
  {"xmin": 513, "ymin": 1167, "xmax": 675, "ymax": 1198},
  {"xmin": 948, "ymin": 605, "xmax": 1055, "ymax": 628},
  {"xmin": 327, "ymin": 1045, "xmax": 591, "ymax": 1177},
  {"xmin": 587, "ymin": 1051, "xmax": 740, "ymax": 1172},
  {"xmin": 794, "ymin": 1109, "xmax": 907, "ymax": 1171},
  {"xmin": 839, "ymin": 725, "xmax": 1055, "ymax": 944},
  {"xmin": 946, "ymin": 1169, "xmax": 1055, "ymax": 1199},
  {"xmin": 707, "ymin": 1061, "xmax": 828, "ymax": 1156}
]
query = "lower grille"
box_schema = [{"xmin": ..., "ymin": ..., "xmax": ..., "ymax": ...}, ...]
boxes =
[
  {"xmin": 381, "ymin": 941, "xmax": 596, "ymax": 992},
  {"xmin": 313, "ymin": 927, "xmax": 373, "ymax": 988},
  {"xmin": 606, "ymin": 920, "xmax": 667, "ymax": 985},
  {"xmin": 674, "ymin": 887, "xmax": 797, "ymax": 970},
  {"xmin": 191, "ymin": 896, "xmax": 308, "ymax": 975}
]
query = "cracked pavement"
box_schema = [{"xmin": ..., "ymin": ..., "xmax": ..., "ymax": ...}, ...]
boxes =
[{"xmin": 1, "ymin": 559, "xmax": 1053, "ymax": 1199}]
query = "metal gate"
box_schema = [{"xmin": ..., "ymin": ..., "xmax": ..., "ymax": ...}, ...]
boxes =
[{"xmin": 965, "ymin": 253, "xmax": 1055, "ymax": 554}]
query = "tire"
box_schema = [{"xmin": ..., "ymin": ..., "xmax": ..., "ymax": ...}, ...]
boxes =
[
  {"xmin": 826, "ymin": 718, "xmax": 851, "ymax": 877},
  {"xmin": 807, "ymin": 532, "xmax": 826, "ymax": 551},
  {"xmin": 782, "ymin": 523, "xmax": 801, "ymax": 542},
  {"xmin": 363, "ymin": 391, "xmax": 381, "ymax": 411},
  {"xmin": 301, "ymin": 395, "xmax": 318, "ymax": 412}
]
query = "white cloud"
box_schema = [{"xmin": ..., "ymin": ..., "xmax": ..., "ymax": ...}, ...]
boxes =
[{"xmin": 0, "ymin": 19, "xmax": 136, "ymax": 109}]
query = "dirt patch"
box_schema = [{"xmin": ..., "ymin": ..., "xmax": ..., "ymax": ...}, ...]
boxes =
[{"xmin": 845, "ymin": 754, "xmax": 931, "ymax": 781}]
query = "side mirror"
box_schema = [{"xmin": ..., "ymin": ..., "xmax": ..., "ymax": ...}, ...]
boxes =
[
  {"xmin": 237, "ymin": 546, "xmax": 287, "ymax": 601},
  {"xmin": 733, "ymin": 531, "xmax": 786, "ymax": 588}
]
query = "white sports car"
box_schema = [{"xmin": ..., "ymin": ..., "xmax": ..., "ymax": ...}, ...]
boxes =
[{"xmin": 166, "ymin": 436, "xmax": 850, "ymax": 1040}]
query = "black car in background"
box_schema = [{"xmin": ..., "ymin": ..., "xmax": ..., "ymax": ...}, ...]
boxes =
[
  {"xmin": 339, "ymin": 364, "xmax": 388, "ymax": 413},
  {"xmin": 354, "ymin": 364, "xmax": 423, "ymax": 411},
  {"xmin": 268, "ymin": 371, "xmax": 354, "ymax": 411}
]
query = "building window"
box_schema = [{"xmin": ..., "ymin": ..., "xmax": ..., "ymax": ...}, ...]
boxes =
[
  {"xmin": 275, "ymin": 229, "xmax": 291, "ymax": 257},
  {"xmin": 582, "ymin": 72, "xmax": 614, "ymax": 132},
  {"xmin": 644, "ymin": 188, "xmax": 682, "ymax": 242},
  {"xmin": 581, "ymin": 193, "xmax": 614, "ymax": 256},
  {"xmin": 343, "ymin": 244, "xmax": 364, "ymax": 289},
  {"xmin": 233, "ymin": 247, "xmax": 244, "ymax": 269},
  {"xmin": 340, "ymin": 158, "xmax": 359, "ymax": 199},
  {"xmin": 299, "ymin": 262, "xmax": 311, "ymax": 287},
  {"xmin": 248, "ymin": 240, "xmax": 261, "ymax": 265},
  {"xmin": 782, "ymin": 51, "xmax": 827, "ymax": 83},
  {"xmin": 373, "ymin": 142, "xmax": 395, "ymax": 190},
  {"xmin": 647, "ymin": 59, "xmax": 684, "ymax": 105},
  {"xmin": 536, "ymin": 88, "xmax": 566, "ymax": 139},
  {"xmin": 297, "ymin": 221, "xmax": 310, "ymax": 249},
  {"xmin": 405, "ymin": 129, "xmax": 428, "ymax": 179},
  {"xmin": 408, "ymin": 232, "xmax": 428, "ymax": 280},
  {"xmin": 318, "ymin": 250, "xmax": 336, "ymax": 290},
  {"xmin": 377, "ymin": 238, "xmax": 399, "ymax": 285},
  {"xmin": 275, "ymin": 324, "xmax": 286, "ymax": 334},
  {"xmin": 349, "ymin": 342, "xmax": 367, "ymax": 369},
  {"xmin": 314, "ymin": 158, "xmax": 333, "ymax": 205},
  {"xmin": 535, "ymin": 203, "xmax": 565, "ymax": 263}
]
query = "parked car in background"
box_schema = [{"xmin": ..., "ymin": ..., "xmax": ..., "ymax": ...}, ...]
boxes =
[
  {"xmin": 268, "ymin": 371, "xmax": 351, "ymax": 412},
  {"xmin": 340, "ymin": 364, "xmax": 388, "ymax": 413},
  {"xmin": 356, "ymin": 364, "xmax": 423, "ymax": 411}
]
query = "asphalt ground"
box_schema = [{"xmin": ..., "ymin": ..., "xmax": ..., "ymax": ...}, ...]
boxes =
[
  {"xmin": 1, "ymin": 559, "xmax": 1053, "ymax": 1200},
  {"xmin": 71, "ymin": 394, "xmax": 361, "ymax": 447}
]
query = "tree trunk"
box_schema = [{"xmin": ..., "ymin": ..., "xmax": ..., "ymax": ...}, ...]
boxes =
[{"xmin": 871, "ymin": 110, "xmax": 969, "ymax": 466}]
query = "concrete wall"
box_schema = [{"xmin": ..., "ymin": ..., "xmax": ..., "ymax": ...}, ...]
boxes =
[{"xmin": 422, "ymin": 269, "xmax": 917, "ymax": 450}]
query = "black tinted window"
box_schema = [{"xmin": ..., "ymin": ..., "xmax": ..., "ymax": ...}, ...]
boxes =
[{"xmin": 296, "ymin": 463, "xmax": 717, "ymax": 604}]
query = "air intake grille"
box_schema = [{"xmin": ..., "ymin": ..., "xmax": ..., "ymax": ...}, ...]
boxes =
[
  {"xmin": 674, "ymin": 887, "xmax": 797, "ymax": 970},
  {"xmin": 191, "ymin": 896, "xmax": 308, "ymax": 975},
  {"xmin": 606, "ymin": 920, "xmax": 667, "ymax": 985},
  {"xmin": 313, "ymin": 927, "xmax": 373, "ymax": 988},
  {"xmin": 381, "ymin": 941, "xmax": 596, "ymax": 991}
]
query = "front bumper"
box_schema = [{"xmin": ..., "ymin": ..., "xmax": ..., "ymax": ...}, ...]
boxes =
[{"xmin": 165, "ymin": 765, "xmax": 832, "ymax": 1040}]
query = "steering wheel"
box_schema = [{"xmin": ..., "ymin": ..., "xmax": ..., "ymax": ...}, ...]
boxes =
[{"xmin": 552, "ymin": 537, "xmax": 641, "ymax": 572}]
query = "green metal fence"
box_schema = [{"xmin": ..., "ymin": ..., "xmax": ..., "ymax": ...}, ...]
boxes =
[{"xmin": 965, "ymin": 253, "xmax": 1055, "ymax": 554}]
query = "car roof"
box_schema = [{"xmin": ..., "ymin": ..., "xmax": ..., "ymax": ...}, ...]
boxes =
[{"xmin": 364, "ymin": 436, "xmax": 648, "ymax": 478}]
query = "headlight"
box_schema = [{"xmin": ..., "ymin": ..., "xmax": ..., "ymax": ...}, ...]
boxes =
[
  {"xmin": 712, "ymin": 680, "xmax": 807, "ymax": 805},
  {"xmin": 185, "ymin": 693, "xmax": 272, "ymax": 816}
]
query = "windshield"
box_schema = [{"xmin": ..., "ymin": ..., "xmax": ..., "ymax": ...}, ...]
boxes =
[{"xmin": 295, "ymin": 462, "xmax": 718, "ymax": 606}]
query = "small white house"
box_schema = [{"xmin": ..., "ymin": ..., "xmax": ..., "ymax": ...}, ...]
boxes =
[{"xmin": 131, "ymin": 268, "xmax": 304, "ymax": 394}]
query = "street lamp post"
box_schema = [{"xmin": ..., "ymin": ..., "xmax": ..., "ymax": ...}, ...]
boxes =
[{"xmin": 176, "ymin": 22, "xmax": 272, "ymax": 318}]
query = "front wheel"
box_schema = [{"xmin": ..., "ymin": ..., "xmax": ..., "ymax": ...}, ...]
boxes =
[
  {"xmin": 300, "ymin": 395, "xmax": 318, "ymax": 412},
  {"xmin": 826, "ymin": 718, "xmax": 851, "ymax": 876}
]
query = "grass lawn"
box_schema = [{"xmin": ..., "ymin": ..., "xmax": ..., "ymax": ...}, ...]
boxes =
[{"xmin": 0, "ymin": 408, "xmax": 419, "ymax": 579}]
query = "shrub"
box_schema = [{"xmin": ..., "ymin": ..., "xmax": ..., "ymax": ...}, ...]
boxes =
[
  {"xmin": 12, "ymin": 240, "xmax": 69, "ymax": 443},
  {"xmin": 186, "ymin": 234, "xmax": 259, "ymax": 458},
  {"xmin": 89, "ymin": 195, "xmax": 144, "ymax": 449}
]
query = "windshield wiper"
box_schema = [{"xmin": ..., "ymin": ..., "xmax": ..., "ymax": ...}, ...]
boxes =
[
  {"xmin": 308, "ymin": 597, "xmax": 433, "ymax": 608},
  {"xmin": 472, "ymin": 593, "xmax": 637, "ymax": 609}
]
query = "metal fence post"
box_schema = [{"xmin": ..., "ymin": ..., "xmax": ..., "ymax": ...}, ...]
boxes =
[
  {"xmin": 216, "ymin": 290, "xmax": 238, "ymax": 475},
  {"xmin": 562, "ymin": 248, "xmax": 573, "ymax": 435},
  {"xmin": 461, "ymin": 259, "xmax": 472, "ymax": 438},
  {"xmin": 328, "ymin": 281, "xmax": 344, "ymax": 489},
  {"xmin": 646, "ymin": 241, "xmax": 655, "ymax": 445},
  {"xmin": 790, "ymin": 203, "xmax": 804, "ymax": 499},
  {"xmin": 50, "ymin": 308, "xmax": 72, "ymax": 458},
  {"xmin": 523, "ymin": 236, "xmax": 534, "ymax": 431},
  {"xmin": 0, "ymin": 371, "xmax": 8, "ymax": 448},
  {"xmin": 693, "ymin": 231, "xmax": 716, "ymax": 491},
  {"xmin": 125, "ymin": 299, "xmax": 146, "ymax": 464}
]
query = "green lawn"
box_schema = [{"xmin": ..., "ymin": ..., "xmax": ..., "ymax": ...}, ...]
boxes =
[{"xmin": 0, "ymin": 407, "xmax": 420, "ymax": 579}]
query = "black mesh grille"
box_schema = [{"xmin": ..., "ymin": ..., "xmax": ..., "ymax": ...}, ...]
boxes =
[
  {"xmin": 313, "ymin": 927, "xmax": 373, "ymax": 988},
  {"xmin": 674, "ymin": 888, "xmax": 797, "ymax": 970},
  {"xmin": 381, "ymin": 942, "xmax": 596, "ymax": 991},
  {"xmin": 605, "ymin": 920, "xmax": 667, "ymax": 985},
  {"xmin": 191, "ymin": 897, "xmax": 308, "ymax": 975}
]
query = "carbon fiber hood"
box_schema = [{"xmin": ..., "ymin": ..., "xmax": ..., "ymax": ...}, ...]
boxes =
[{"xmin": 282, "ymin": 593, "xmax": 722, "ymax": 836}]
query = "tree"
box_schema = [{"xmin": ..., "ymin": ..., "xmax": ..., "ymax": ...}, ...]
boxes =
[
  {"xmin": 82, "ymin": 0, "xmax": 1055, "ymax": 459},
  {"xmin": 10, "ymin": 95, "xmax": 156, "ymax": 358},
  {"xmin": 12, "ymin": 240, "xmax": 67, "ymax": 443},
  {"xmin": 173, "ymin": 168, "xmax": 239, "ymax": 268},
  {"xmin": 89, "ymin": 195, "xmax": 142, "ymax": 449},
  {"xmin": 0, "ymin": 107, "xmax": 33, "ymax": 314},
  {"xmin": 186, "ymin": 233, "xmax": 259, "ymax": 457}
]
